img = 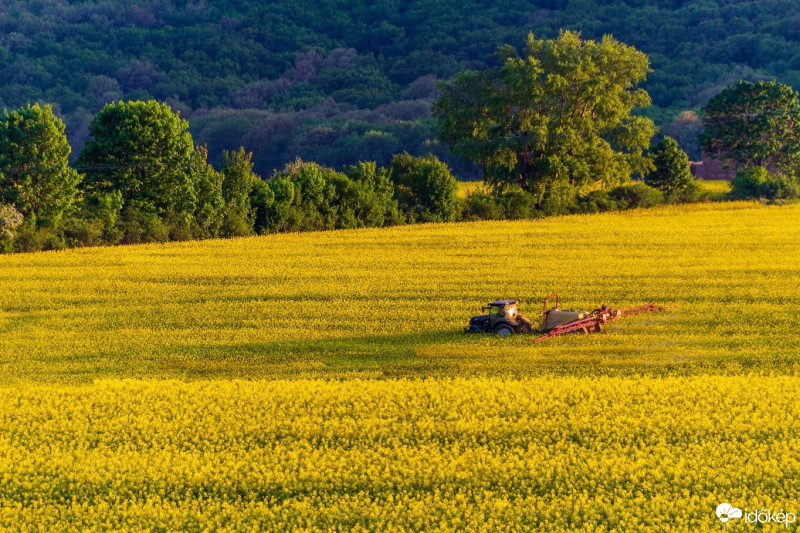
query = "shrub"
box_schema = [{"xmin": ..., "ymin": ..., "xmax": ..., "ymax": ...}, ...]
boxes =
[
  {"xmin": 119, "ymin": 208, "xmax": 170, "ymax": 244},
  {"xmin": 13, "ymin": 225, "xmax": 65, "ymax": 252},
  {"xmin": 730, "ymin": 167, "xmax": 800, "ymax": 200},
  {"xmin": 574, "ymin": 190, "xmax": 621, "ymax": 214},
  {"xmin": 497, "ymin": 186, "xmax": 541, "ymax": 219},
  {"xmin": 220, "ymin": 148, "xmax": 258, "ymax": 238},
  {"xmin": 608, "ymin": 182, "xmax": 665, "ymax": 209},
  {"xmin": 670, "ymin": 179, "xmax": 710, "ymax": 204},
  {"xmin": 461, "ymin": 189, "xmax": 504, "ymax": 221},
  {"xmin": 61, "ymin": 217, "xmax": 106, "ymax": 249}
]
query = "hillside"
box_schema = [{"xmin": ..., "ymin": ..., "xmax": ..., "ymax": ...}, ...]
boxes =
[
  {"xmin": 1, "ymin": 202, "xmax": 800, "ymax": 529},
  {"xmin": 1, "ymin": 1, "xmax": 798, "ymax": 174}
]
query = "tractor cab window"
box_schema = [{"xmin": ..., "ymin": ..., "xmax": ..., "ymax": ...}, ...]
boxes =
[{"xmin": 489, "ymin": 306, "xmax": 502, "ymax": 317}]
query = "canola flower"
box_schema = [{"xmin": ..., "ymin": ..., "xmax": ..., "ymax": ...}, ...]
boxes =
[
  {"xmin": 0, "ymin": 199, "xmax": 797, "ymax": 530},
  {"xmin": 0, "ymin": 201, "xmax": 798, "ymax": 383},
  {"xmin": 0, "ymin": 377, "xmax": 799, "ymax": 531}
]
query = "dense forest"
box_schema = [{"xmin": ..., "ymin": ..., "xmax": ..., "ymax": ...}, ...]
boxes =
[{"xmin": 1, "ymin": 0, "xmax": 798, "ymax": 176}]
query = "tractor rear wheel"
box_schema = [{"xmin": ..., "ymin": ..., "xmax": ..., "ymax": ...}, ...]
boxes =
[{"xmin": 494, "ymin": 324, "xmax": 514, "ymax": 336}]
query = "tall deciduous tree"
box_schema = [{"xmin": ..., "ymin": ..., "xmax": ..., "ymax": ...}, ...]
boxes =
[
  {"xmin": 0, "ymin": 104, "xmax": 81, "ymax": 227},
  {"xmin": 699, "ymin": 80, "xmax": 800, "ymax": 172},
  {"xmin": 77, "ymin": 100, "xmax": 197, "ymax": 228},
  {"xmin": 433, "ymin": 31, "xmax": 655, "ymax": 206}
]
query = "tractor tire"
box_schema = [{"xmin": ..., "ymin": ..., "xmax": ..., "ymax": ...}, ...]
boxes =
[{"xmin": 494, "ymin": 324, "xmax": 514, "ymax": 336}]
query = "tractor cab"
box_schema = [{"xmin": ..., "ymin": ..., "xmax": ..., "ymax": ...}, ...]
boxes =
[
  {"xmin": 486, "ymin": 300, "xmax": 518, "ymax": 320},
  {"xmin": 465, "ymin": 299, "xmax": 532, "ymax": 335}
]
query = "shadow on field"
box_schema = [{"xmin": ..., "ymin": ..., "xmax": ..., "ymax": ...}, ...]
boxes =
[
  {"xmin": 145, "ymin": 328, "xmax": 785, "ymax": 381},
  {"xmin": 6, "ymin": 325, "xmax": 798, "ymax": 386},
  {"xmin": 153, "ymin": 331, "xmax": 452, "ymax": 379}
]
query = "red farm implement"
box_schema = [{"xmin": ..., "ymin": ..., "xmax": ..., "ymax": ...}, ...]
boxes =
[{"xmin": 465, "ymin": 293, "xmax": 672, "ymax": 343}]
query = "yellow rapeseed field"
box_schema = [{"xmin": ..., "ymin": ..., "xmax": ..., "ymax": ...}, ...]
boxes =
[
  {"xmin": 2, "ymin": 377, "xmax": 799, "ymax": 531},
  {"xmin": 0, "ymin": 200, "xmax": 798, "ymax": 530}
]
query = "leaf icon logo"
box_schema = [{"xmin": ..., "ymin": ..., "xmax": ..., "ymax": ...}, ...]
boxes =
[{"xmin": 716, "ymin": 503, "xmax": 743, "ymax": 523}]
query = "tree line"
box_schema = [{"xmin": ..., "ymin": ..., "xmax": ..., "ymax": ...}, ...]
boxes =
[
  {"xmin": 2, "ymin": 31, "xmax": 799, "ymax": 253},
  {"xmin": 0, "ymin": 100, "xmax": 465, "ymax": 252}
]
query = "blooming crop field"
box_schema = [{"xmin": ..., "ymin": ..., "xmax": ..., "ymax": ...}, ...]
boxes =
[{"xmin": 0, "ymin": 200, "xmax": 799, "ymax": 530}]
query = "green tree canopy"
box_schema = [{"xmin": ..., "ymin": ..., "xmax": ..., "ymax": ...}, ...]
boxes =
[
  {"xmin": 77, "ymin": 101, "xmax": 197, "ymax": 228},
  {"xmin": 433, "ymin": 31, "xmax": 655, "ymax": 206},
  {"xmin": 0, "ymin": 104, "xmax": 81, "ymax": 227},
  {"xmin": 260, "ymin": 159, "xmax": 401, "ymax": 232},
  {"xmin": 389, "ymin": 152, "xmax": 459, "ymax": 222},
  {"xmin": 645, "ymin": 136, "xmax": 695, "ymax": 197},
  {"xmin": 699, "ymin": 80, "xmax": 800, "ymax": 173},
  {"xmin": 191, "ymin": 145, "xmax": 225, "ymax": 239},
  {"xmin": 220, "ymin": 147, "xmax": 258, "ymax": 238}
]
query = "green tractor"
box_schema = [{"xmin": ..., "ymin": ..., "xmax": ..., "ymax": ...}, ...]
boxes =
[{"xmin": 464, "ymin": 299, "xmax": 533, "ymax": 336}]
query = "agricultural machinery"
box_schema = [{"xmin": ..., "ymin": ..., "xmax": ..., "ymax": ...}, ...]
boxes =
[{"xmin": 464, "ymin": 294, "xmax": 671, "ymax": 343}]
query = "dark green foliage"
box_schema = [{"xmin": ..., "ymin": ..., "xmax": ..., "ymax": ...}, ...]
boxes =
[
  {"xmin": 434, "ymin": 31, "xmax": 655, "ymax": 207},
  {"xmin": 60, "ymin": 216, "xmax": 106, "ymax": 249},
  {"xmin": 461, "ymin": 188, "xmax": 506, "ymax": 221},
  {"xmin": 191, "ymin": 146, "xmax": 225, "ymax": 239},
  {"xmin": 117, "ymin": 208, "xmax": 170, "ymax": 245},
  {"xmin": 220, "ymin": 148, "xmax": 258, "ymax": 238},
  {"xmin": 1, "ymin": 1, "xmax": 796, "ymax": 177},
  {"xmin": 343, "ymin": 161, "xmax": 403, "ymax": 228},
  {"xmin": 699, "ymin": 81, "xmax": 800, "ymax": 172},
  {"xmin": 607, "ymin": 182, "xmax": 665, "ymax": 209},
  {"xmin": 467, "ymin": 180, "xmax": 666, "ymax": 220},
  {"xmin": 462, "ymin": 184, "xmax": 566, "ymax": 221},
  {"xmin": 11, "ymin": 225, "xmax": 65, "ymax": 253},
  {"xmin": 676, "ymin": 180, "xmax": 711, "ymax": 204},
  {"xmin": 261, "ymin": 159, "xmax": 400, "ymax": 232},
  {"xmin": 390, "ymin": 153, "xmax": 459, "ymax": 222},
  {"xmin": 574, "ymin": 183, "xmax": 664, "ymax": 213},
  {"xmin": 249, "ymin": 178, "xmax": 276, "ymax": 235},
  {"xmin": 77, "ymin": 101, "xmax": 197, "ymax": 240},
  {"xmin": 646, "ymin": 136, "xmax": 697, "ymax": 200},
  {"xmin": 0, "ymin": 104, "xmax": 81, "ymax": 227},
  {"xmin": 573, "ymin": 190, "xmax": 624, "ymax": 214},
  {"xmin": 731, "ymin": 167, "xmax": 772, "ymax": 199},
  {"xmin": 731, "ymin": 167, "xmax": 800, "ymax": 200},
  {"xmin": 492, "ymin": 187, "xmax": 541, "ymax": 220}
]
